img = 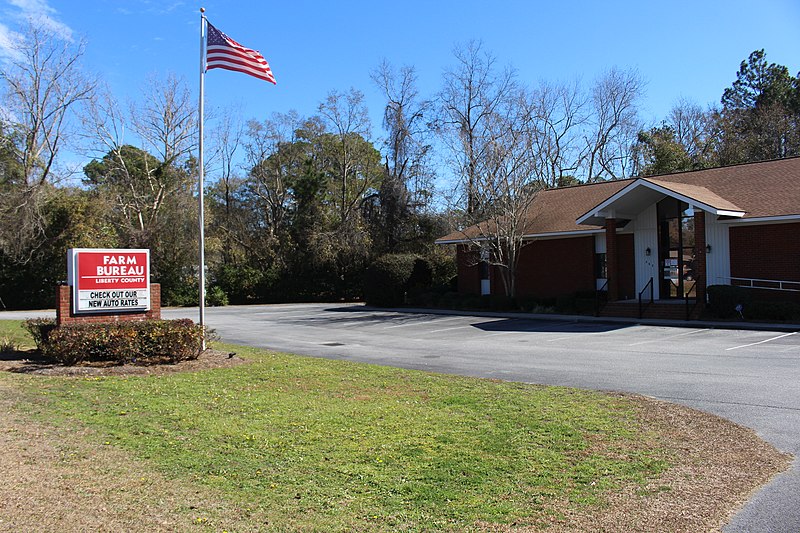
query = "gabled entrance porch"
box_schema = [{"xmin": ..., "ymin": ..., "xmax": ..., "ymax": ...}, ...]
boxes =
[{"xmin": 579, "ymin": 177, "xmax": 746, "ymax": 316}]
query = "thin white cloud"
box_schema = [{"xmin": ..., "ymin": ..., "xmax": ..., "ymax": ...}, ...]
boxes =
[
  {"xmin": 161, "ymin": 1, "xmax": 185, "ymax": 14},
  {"xmin": 0, "ymin": 22, "xmax": 24, "ymax": 60},
  {"xmin": 114, "ymin": 1, "xmax": 185, "ymax": 16},
  {"xmin": 5, "ymin": 0, "xmax": 74, "ymax": 41}
]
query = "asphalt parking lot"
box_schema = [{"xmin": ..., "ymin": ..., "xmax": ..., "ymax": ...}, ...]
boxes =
[{"xmin": 5, "ymin": 303, "xmax": 799, "ymax": 531}]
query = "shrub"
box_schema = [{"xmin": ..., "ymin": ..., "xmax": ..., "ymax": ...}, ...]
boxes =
[
  {"xmin": 206, "ymin": 285, "xmax": 229, "ymax": 306},
  {"xmin": 364, "ymin": 254, "xmax": 432, "ymax": 307},
  {"xmin": 747, "ymin": 300, "xmax": 800, "ymax": 321},
  {"xmin": 519, "ymin": 297, "xmax": 557, "ymax": 312},
  {"xmin": 481, "ymin": 294, "xmax": 518, "ymax": 311},
  {"xmin": 555, "ymin": 295, "xmax": 577, "ymax": 314},
  {"xmin": 574, "ymin": 297, "xmax": 596, "ymax": 315},
  {"xmin": 24, "ymin": 318, "xmax": 58, "ymax": 348},
  {"xmin": 461, "ymin": 295, "xmax": 483, "ymax": 310},
  {"xmin": 428, "ymin": 251, "xmax": 457, "ymax": 288},
  {"xmin": 24, "ymin": 318, "xmax": 205, "ymax": 366},
  {"xmin": 707, "ymin": 285, "xmax": 752, "ymax": 318},
  {"xmin": 438, "ymin": 291, "xmax": 462, "ymax": 310},
  {"xmin": 407, "ymin": 290, "xmax": 441, "ymax": 308},
  {"xmin": 0, "ymin": 337, "xmax": 17, "ymax": 353},
  {"xmin": 213, "ymin": 264, "xmax": 272, "ymax": 304},
  {"xmin": 160, "ymin": 275, "xmax": 201, "ymax": 307}
]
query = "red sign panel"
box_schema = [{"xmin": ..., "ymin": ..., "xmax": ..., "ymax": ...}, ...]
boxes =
[{"xmin": 68, "ymin": 249, "xmax": 150, "ymax": 313}]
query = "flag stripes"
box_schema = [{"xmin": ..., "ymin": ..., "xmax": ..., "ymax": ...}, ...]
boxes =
[{"xmin": 206, "ymin": 21, "xmax": 276, "ymax": 84}]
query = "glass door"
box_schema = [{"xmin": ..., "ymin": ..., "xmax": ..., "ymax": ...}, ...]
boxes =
[{"xmin": 658, "ymin": 199, "xmax": 697, "ymax": 299}]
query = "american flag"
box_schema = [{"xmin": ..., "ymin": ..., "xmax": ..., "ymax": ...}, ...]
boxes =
[{"xmin": 206, "ymin": 21, "xmax": 276, "ymax": 84}]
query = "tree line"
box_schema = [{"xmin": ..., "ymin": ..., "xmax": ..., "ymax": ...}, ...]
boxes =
[{"xmin": 1, "ymin": 23, "xmax": 798, "ymax": 308}]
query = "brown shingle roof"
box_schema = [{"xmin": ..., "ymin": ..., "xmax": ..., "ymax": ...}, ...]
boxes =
[
  {"xmin": 641, "ymin": 179, "xmax": 744, "ymax": 213},
  {"xmin": 437, "ymin": 157, "xmax": 800, "ymax": 244},
  {"xmin": 650, "ymin": 157, "xmax": 800, "ymax": 218},
  {"xmin": 437, "ymin": 180, "xmax": 627, "ymax": 243}
]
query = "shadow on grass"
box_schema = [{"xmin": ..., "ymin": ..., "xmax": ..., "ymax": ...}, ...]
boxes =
[{"xmin": 0, "ymin": 348, "xmax": 64, "ymax": 374}]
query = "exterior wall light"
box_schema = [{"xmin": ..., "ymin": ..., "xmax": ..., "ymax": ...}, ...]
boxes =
[
  {"xmin": 706, "ymin": 244, "xmax": 712, "ymax": 253},
  {"xmin": 645, "ymin": 247, "xmax": 651, "ymax": 256}
]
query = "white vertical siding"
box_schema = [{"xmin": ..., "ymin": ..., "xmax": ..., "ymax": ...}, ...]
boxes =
[
  {"xmin": 594, "ymin": 233, "xmax": 606, "ymax": 254},
  {"xmin": 481, "ymin": 279, "xmax": 491, "ymax": 295},
  {"xmin": 705, "ymin": 213, "xmax": 731, "ymax": 286},
  {"xmin": 594, "ymin": 233, "xmax": 606, "ymax": 290},
  {"xmin": 634, "ymin": 204, "xmax": 660, "ymax": 299}
]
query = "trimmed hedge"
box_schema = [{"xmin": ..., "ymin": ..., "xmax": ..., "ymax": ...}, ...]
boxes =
[
  {"xmin": 706, "ymin": 285, "xmax": 800, "ymax": 321},
  {"xmin": 747, "ymin": 300, "xmax": 800, "ymax": 321},
  {"xmin": 707, "ymin": 285, "xmax": 753, "ymax": 318},
  {"xmin": 24, "ymin": 318, "xmax": 205, "ymax": 366}
]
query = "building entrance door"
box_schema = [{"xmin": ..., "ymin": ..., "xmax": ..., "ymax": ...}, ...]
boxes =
[{"xmin": 657, "ymin": 198, "xmax": 697, "ymax": 299}]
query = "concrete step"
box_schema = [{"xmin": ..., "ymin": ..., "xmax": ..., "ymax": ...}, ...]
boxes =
[{"xmin": 600, "ymin": 301, "xmax": 703, "ymax": 320}]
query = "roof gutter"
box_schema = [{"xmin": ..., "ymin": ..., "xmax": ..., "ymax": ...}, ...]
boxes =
[{"xmin": 436, "ymin": 228, "xmax": 603, "ymax": 245}]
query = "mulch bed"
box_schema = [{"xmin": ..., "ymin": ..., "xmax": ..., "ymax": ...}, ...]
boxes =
[{"xmin": 0, "ymin": 349, "xmax": 249, "ymax": 376}]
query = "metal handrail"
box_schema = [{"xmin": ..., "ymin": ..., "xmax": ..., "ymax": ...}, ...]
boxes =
[
  {"xmin": 718, "ymin": 277, "xmax": 800, "ymax": 292},
  {"xmin": 683, "ymin": 275, "xmax": 705, "ymax": 320},
  {"xmin": 595, "ymin": 279, "xmax": 609, "ymax": 317},
  {"xmin": 638, "ymin": 277, "xmax": 653, "ymax": 319}
]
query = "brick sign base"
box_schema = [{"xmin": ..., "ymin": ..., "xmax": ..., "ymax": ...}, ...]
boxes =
[{"xmin": 56, "ymin": 284, "xmax": 161, "ymax": 326}]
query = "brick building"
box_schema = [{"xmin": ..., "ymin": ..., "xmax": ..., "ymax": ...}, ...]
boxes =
[{"xmin": 437, "ymin": 157, "xmax": 800, "ymax": 316}]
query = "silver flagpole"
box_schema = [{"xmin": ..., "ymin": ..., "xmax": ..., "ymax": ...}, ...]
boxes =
[{"xmin": 198, "ymin": 7, "xmax": 207, "ymax": 350}]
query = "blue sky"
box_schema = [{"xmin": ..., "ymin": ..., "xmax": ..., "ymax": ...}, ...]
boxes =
[{"xmin": 1, "ymin": 0, "xmax": 799, "ymax": 161}]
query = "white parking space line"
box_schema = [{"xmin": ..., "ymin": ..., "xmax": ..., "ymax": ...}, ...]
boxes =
[
  {"xmin": 726, "ymin": 332, "xmax": 797, "ymax": 351},
  {"xmin": 627, "ymin": 328, "xmax": 706, "ymax": 346}
]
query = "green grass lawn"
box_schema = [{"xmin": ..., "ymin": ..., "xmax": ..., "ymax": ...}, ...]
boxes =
[
  {"xmin": 1, "ymin": 321, "xmax": 669, "ymax": 531},
  {"xmin": 0, "ymin": 319, "xmax": 34, "ymax": 349}
]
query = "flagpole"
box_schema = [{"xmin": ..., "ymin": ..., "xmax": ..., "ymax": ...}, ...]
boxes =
[{"xmin": 198, "ymin": 7, "xmax": 207, "ymax": 350}]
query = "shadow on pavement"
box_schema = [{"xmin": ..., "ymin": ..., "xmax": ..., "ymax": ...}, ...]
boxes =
[
  {"xmin": 471, "ymin": 318, "xmax": 632, "ymax": 334},
  {"xmin": 324, "ymin": 306, "xmax": 635, "ymax": 334}
]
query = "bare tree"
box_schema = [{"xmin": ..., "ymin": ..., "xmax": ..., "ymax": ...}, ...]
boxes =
[
  {"xmin": 583, "ymin": 67, "xmax": 644, "ymax": 181},
  {"xmin": 206, "ymin": 107, "xmax": 244, "ymax": 263},
  {"xmin": 438, "ymin": 40, "xmax": 517, "ymax": 214},
  {"xmin": 83, "ymin": 75, "xmax": 197, "ymax": 242},
  {"xmin": 371, "ymin": 61, "xmax": 434, "ymax": 208},
  {"xmin": 455, "ymin": 89, "xmax": 542, "ymax": 299},
  {"xmin": 370, "ymin": 60, "xmax": 435, "ymax": 250},
  {"xmin": 132, "ymin": 73, "xmax": 196, "ymax": 167},
  {"xmin": 525, "ymin": 79, "xmax": 588, "ymax": 188},
  {"xmin": 243, "ymin": 111, "xmax": 304, "ymax": 240},
  {"xmin": 667, "ymin": 98, "xmax": 715, "ymax": 166},
  {"xmin": 0, "ymin": 23, "xmax": 95, "ymax": 262},
  {"xmin": 83, "ymin": 87, "xmax": 155, "ymax": 235},
  {"xmin": 317, "ymin": 88, "xmax": 380, "ymax": 225},
  {"xmin": 209, "ymin": 109, "xmax": 244, "ymax": 203},
  {"xmin": 631, "ymin": 97, "xmax": 717, "ymax": 177}
]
